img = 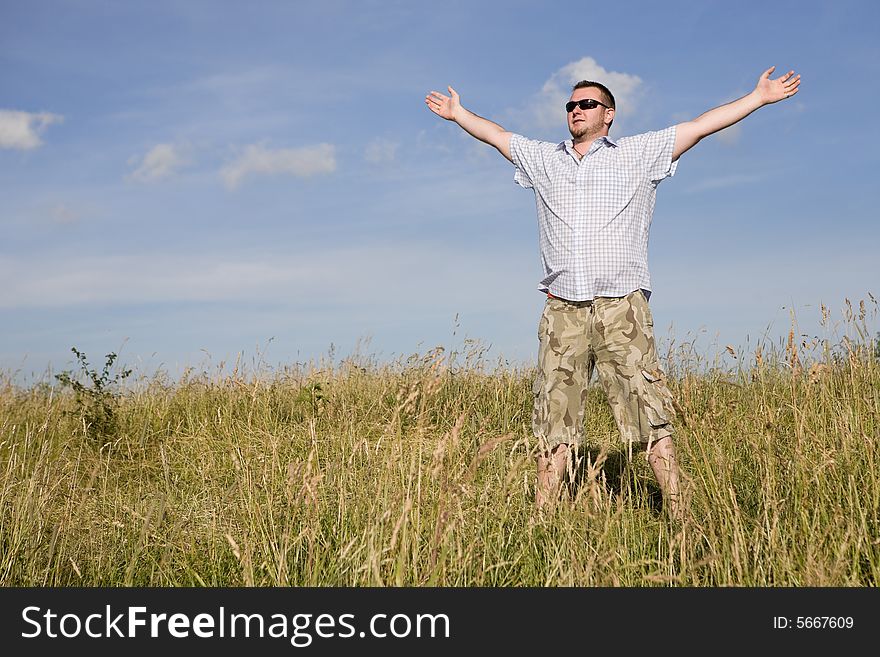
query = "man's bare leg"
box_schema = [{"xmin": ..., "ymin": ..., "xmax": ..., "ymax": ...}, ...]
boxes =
[
  {"xmin": 646, "ymin": 436, "xmax": 682, "ymax": 519},
  {"xmin": 536, "ymin": 443, "xmax": 572, "ymax": 510}
]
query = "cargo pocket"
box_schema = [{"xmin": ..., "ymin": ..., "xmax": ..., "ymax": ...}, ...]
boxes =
[{"xmin": 638, "ymin": 362, "xmax": 675, "ymax": 429}]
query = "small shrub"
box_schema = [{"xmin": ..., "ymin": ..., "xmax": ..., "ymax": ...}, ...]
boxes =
[{"xmin": 55, "ymin": 347, "xmax": 132, "ymax": 440}]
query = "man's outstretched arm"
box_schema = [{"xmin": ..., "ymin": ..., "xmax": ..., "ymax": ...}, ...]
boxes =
[
  {"xmin": 672, "ymin": 66, "xmax": 801, "ymax": 161},
  {"xmin": 425, "ymin": 86, "xmax": 513, "ymax": 162}
]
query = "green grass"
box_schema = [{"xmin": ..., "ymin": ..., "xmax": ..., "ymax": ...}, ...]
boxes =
[{"xmin": 1, "ymin": 303, "xmax": 878, "ymax": 586}]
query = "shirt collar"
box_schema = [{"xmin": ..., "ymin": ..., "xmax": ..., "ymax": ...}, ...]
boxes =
[{"xmin": 559, "ymin": 135, "xmax": 618, "ymax": 155}]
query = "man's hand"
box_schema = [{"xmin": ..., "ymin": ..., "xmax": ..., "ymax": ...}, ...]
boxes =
[
  {"xmin": 754, "ymin": 66, "xmax": 801, "ymax": 105},
  {"xmin": 673, "ymin": 65, "xmax": 802, "ymax": 161},
  {"xmin": 423, "ymin": 85, "xmax": 513, "ymax": 161},
  {"xmin": 425, "ymin": 86, "xmax": 461, "ymax": 121}
]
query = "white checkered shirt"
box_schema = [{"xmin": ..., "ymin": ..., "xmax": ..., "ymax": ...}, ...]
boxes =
[{"xmin": 510, "ymin": 126, "xmax": 678, "ymax": 301}]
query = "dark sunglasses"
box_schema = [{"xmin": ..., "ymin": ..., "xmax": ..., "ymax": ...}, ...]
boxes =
[{"xmin": 565, "ymin": 98, "xmax": 611, "ymax": 113}]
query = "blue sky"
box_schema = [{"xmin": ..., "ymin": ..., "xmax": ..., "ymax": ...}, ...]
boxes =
[{"xmin": 2, "ymin": 0, "xmax": 878, "ymax": 382}]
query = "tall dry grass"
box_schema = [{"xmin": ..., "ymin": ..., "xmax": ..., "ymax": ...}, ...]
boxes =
[{"xmin": 1, "ymin": 299, "xmax": 878, "ymax": 586}]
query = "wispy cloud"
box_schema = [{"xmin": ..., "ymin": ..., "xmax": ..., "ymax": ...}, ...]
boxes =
[
  {"xmin": 221, "ymin": 142, "xmax": 336, "ymax": 189},
  {"xmin": 0, "ymin": 244, "xmax": 534, "ymax": 311},
  {"xmin": 8, "ymin": 200, "xmax": 100, "ymax": 228},
  {"xmin": 509, "ymin": 57, "xmax": 643, "ymax": 136},
  {"xmin": 127, "ymin": 143, "xmax": 190, "ymax": 182},
  {"xmin": 714, "ymin": 123, "xmax": 742, "ymax": 145},
  {"xmin": 49, "ymin": 203, "xmax": 82, "ymax": 225},
  {"xmin": 0, "ymin": 109, "xmax": 63, "ymax": 150},
  {"xmin": 0, "ymin": 253, "xmax": 318, "ymax": 308},
  {"xmin": 364, "ymin": 138, "xmax": 398, "ymax": 164},
  {"xmin": 685, "ymin": 172, "xmax": 766, "ymax": 193}
]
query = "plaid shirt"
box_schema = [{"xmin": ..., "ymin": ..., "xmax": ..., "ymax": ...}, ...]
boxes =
[{"xmin": 510, "ymin": 126, "xmax": 678, "ymax": 301}]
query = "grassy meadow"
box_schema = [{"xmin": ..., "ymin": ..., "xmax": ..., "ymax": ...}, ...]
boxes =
[{"xmin": 1, "ymin": 299, "xmax": 878, "ymax": 587}]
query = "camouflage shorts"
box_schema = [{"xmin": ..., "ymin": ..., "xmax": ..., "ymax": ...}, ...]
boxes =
[{"xmin": 532, "ymin": 289, "xmax": 676, "ymax": 450}]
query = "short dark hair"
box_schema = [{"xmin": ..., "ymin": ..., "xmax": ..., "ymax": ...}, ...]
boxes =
[{"xmin": 572, "ymin": 80, "xmax": 616, "ymax": 109}]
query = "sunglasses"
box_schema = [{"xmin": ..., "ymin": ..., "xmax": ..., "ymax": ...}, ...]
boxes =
[{"xmin": 565, "ymin": 98, "xmax": 611, "ymax": 113}]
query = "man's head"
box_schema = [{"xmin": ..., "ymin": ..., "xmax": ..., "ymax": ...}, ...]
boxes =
[{"xmin": 567, "ymin": 80, "xmax": 616, "ymax": 142}]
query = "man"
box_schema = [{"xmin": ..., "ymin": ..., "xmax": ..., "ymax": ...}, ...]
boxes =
[{"xmin": 425, "ymin": 66, "xmax": 800, "ymax": 516}]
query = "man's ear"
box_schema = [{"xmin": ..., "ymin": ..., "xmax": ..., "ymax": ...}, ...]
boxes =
[{"xmin": 604, "ymin": 107, "xmax": 615, "ymax": 127}]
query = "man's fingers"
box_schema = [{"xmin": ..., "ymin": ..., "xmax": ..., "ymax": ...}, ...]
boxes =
[
  {"xmin": 425, "ymin": 90, "xmax": 453, "ymax": 117},
  {"xmin": 781, "ymin": 78, "xmax": 800, "ymax": 98},
  {"xmin": 784, "ymin": 77, "xmax": 801, "ymax": 92},
  {"xmin": 762, "ymin": 65, "xmax": 776, "ymax": 79},
  {"xmin": 426, "ymin": 95, "xmax": 448, "ymax": 110}
]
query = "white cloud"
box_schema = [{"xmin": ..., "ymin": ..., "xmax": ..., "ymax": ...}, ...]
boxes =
[
  {"xmin": 513, "ymin": 57, "xmax": 643, "ymax": 135},
  {"xmin": 221, "ymin": 142, "xmax": 336, "ymax": 189},
  {"xmin": 0, "ymin": 110, "xmax": 63, "ymax": 150},
  {"xmin": 364, "ymin": 138, "xmax": 398, "ymax": 164},
  {"xmin": 127, "ymin": 143, "xmax": 190, "ymax": 182}
]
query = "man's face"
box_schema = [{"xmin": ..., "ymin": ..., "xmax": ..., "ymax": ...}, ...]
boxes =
[{"xmin": 567, "ymin": 87, "xmax": 614, "ymax": 140}]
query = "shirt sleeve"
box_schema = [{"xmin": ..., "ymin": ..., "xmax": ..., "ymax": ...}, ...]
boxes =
[
  {"xmin": 509, "ymin": 133, "xmax": 544, "ymax": 190},
  {"xmin": 640, "ymin": 125, "xmax": 678, "ymax": 184}
]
